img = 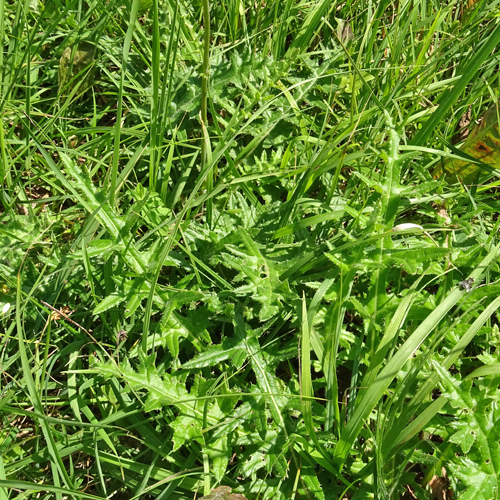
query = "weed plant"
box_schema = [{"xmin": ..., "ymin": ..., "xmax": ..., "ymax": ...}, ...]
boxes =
[{"xmin": 1, "ymin": 0, "xmax": 500, "ymax": 499}]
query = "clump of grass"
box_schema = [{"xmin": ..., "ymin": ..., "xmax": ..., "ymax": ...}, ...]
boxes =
[{"xmin": 1, "ymin": 1, "xmax": 500, "ymax": 499}]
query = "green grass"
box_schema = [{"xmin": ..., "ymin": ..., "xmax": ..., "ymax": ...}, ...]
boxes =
[{"xmin": 1, "ymin": 0, "xmax": 500, "ymax": 498}]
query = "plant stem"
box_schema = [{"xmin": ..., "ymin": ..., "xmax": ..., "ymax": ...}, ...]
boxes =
[{"xmin": 200, "ymin": 0, "xmax": 212, "ymax": 228}]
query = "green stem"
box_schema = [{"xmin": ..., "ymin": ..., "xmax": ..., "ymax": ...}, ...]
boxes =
[
  {"xmin": 200, "ymin": 0, "xmax": 212, "ymax": 227},
  {"xmin": 110, "ymin": 0, "xmax": 139, "ymax": 206},
  {"xmin": 149, "ymin": 0, "xmax": 160, "ymax": 191},
  {"xmin": 200, "ymin": 0, "xmax": 209, "ymax": 135}
]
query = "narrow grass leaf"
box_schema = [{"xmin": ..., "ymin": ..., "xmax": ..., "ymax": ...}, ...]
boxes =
[
  {"xmin": 334, "ymin": 242, "xmax": 500, "ymax": 469},
  {"xmin": 412, "ymin": 21, "xmax": 500, "ymax": 147}
]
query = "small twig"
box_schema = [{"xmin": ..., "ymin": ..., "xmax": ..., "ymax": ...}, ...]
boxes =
[
  {"xmin": 475, "ymin": 277, "xmax": 500, "ymax": 289},
  {"xmin": 40, "ymin": 300, "xmax": 96, "ymax": 343}
]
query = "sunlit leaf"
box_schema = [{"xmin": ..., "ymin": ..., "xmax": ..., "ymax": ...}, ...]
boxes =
[{"xmin": 434, "ymin": 105, "xmax": 500, "ymax": 182}]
